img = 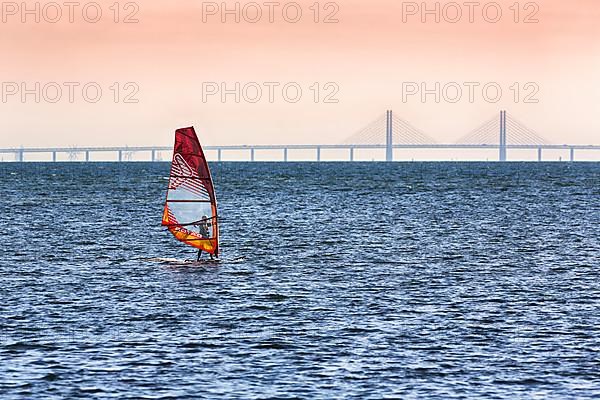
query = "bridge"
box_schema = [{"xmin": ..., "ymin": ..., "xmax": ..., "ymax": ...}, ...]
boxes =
[{"xmin": 1, "ymin": 111, "xmax": 599, "ymax": 162}]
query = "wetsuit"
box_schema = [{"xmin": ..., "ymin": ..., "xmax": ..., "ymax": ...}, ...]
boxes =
[{"xmin": 196, "ymin": 221, "xmax": 212, "ymax": 260}]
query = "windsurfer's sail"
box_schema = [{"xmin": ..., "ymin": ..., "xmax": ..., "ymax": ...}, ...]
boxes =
[{"xmin": 162, "ymin": 127, "xmax": 219, "ymax": 257}]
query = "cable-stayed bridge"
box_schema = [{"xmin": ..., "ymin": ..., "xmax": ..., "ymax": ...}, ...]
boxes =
[{"xmin": 2, "ymin": 111, "xmax": 599, "ymax": 162}]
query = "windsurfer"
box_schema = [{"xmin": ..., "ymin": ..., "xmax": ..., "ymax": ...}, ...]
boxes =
[
  {"xmin": 196, "ymin": 216, "xmax": 213, "ymax": 261},
  {"xmin": 163, "ymin": 127, "xmax": 219, "ymax": 263},
  {"xmin": 197, "ymin": 215, "xmax": 211, "ymax": 238}
]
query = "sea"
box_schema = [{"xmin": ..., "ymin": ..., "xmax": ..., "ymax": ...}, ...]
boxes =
[{"xmin": 1, "ymin": 162, "xmax": 599, "ymax": 399}]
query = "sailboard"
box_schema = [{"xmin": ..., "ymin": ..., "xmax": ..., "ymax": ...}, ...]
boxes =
[{"xmin": 161, "ymin": 127, "xmax": 219, "ymax": 258}]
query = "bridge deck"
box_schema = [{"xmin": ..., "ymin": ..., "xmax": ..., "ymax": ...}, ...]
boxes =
[{"xmin": 1, "ymin": 144, "xmax": 600, "ymax": 153}]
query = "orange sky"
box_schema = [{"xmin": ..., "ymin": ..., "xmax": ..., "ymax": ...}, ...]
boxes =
[{"xmin": 0, "ymin": 0, "xmax": 599, "ymax": 148}]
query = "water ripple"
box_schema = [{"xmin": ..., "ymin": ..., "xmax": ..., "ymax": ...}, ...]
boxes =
[{"xmin": 0, "ymin": 162, "xmax": 599, "ymax": 399}]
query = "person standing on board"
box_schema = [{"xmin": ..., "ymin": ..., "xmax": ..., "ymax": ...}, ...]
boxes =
[
  {"xmin": 196, "ymin": 216, "xmax": 213, "ymax": 261},
  {"xmin": 197, "ymin": 216, "xmax": 210, "ymax": 238}
]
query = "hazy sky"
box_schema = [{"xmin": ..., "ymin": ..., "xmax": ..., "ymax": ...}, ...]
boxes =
[{"xmin": 0, "ymin": 0, "xmax": 599, "ymax": 148}]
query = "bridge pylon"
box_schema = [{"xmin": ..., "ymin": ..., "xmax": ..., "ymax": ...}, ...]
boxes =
[
  {"xmin": 499, "ymin": 110, "xmax": 507, "ymax": 162},
  {"xmin": 386, "ymin": 110, "xmax": 393, "ymax": 162}
]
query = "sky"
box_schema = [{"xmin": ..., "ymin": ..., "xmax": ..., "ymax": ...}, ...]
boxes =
[{"xmin": 0, "ymin": 0, "xmax": 599, "ymax": 150}]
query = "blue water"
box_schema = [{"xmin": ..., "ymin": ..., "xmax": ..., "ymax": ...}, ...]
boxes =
[{"xmin": 1, "ymin": 162, "xmax": 599, "ymax": 399}]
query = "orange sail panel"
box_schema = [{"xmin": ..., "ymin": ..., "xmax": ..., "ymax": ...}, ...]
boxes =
[{"xmin": 162, "ymin": 127, "xmax": 219, "ymax": 256}]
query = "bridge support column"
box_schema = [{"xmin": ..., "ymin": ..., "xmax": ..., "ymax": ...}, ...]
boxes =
[
  {"xmin": 283, "ymin": 148, "xmax": 288, "ymax": 162},
  {"xmin": 499, "ymin": 110, "xmax": 507, "ymax": 162},
  {"xmin": 570, "ymin": 148, "xmax": 575, "ymax": 162},
  {"xmin": 151, "ymin": 150, "xmax": 156, "ymax": 162},
  {"xmin": 250, "ymin": 148, "xmax": 255, "ymax": 162},
  {"xmin": 386, "ymin": 110, "xmax": 393, "ymax": 162},
  {"xmin": 350, "ymin": 147, "xmax": 354, "ymax": 162},
  {"xmin": 218, "ymin": 149, "xmax": 222, "ymax": 162},
  {"xmin": 52, "ymin": 151, "xmax": 57, "ymax": 162},
  {"xmin": 85, "ymin": 151, "xmax": 90, "ymax": 162},
  {"xmin": 118, "ymin": 150, "xmax": 123, "ymax": 162},
  {"xmin": 316, "ymin": 147, "xmax": 321, "ymax": 162},
  {"xmin": 537, "ymin": 147, "xmax": 542, "ymax": 162},
  {"xmin": 16, "ymin": 150, "xmax": 24, "ymax": 162}
]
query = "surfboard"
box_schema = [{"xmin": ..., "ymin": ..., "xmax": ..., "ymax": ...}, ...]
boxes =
[{"xmin": 161, "ymin": 127, "xmax": 220, "ymax": 258}]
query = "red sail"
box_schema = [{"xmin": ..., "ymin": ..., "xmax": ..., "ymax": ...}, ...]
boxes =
[{"xmin": 161, "ymin": 127, "xmax": 219, "ymax": 256}]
